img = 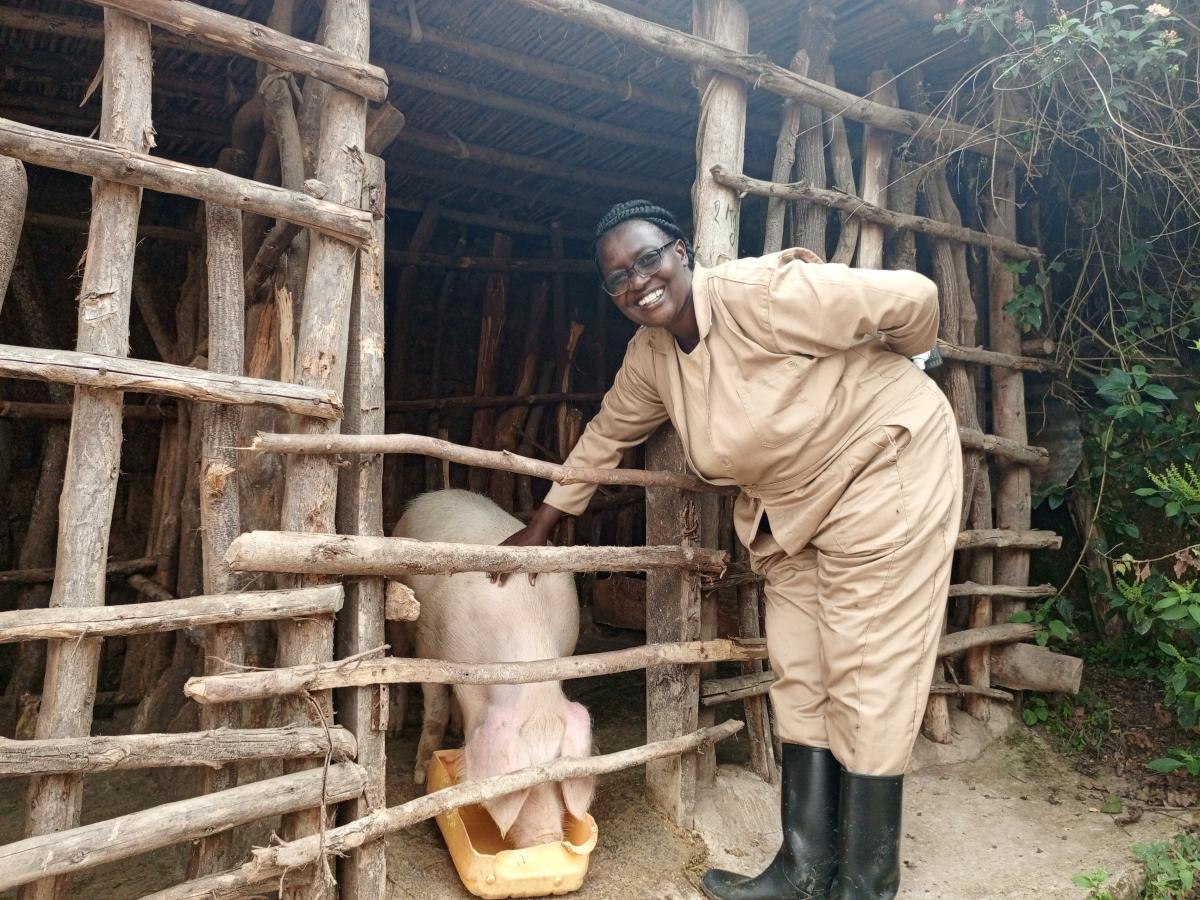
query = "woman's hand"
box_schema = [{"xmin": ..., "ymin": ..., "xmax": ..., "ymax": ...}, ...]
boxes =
[{"xmin": 490, "ymin": 503, "xmax": 568, "ymax": 585}]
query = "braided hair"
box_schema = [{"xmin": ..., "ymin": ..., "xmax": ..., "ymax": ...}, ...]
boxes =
[{"xmin": 593, "ymin": 200, "xmax": 695, "ymax": 269}]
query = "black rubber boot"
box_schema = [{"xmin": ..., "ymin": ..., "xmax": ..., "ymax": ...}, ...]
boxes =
[
  {"xmin": 700, "ymin": 745, "xmax": 841, "ymax": 900},
  {"xmin": 827, "ymin": 772, "xmax": 904, "ymax": 900}
]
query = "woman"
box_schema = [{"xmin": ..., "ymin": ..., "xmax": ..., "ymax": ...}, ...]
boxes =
[{"xmin": 502, "ymin": 200, "xmax": 962, "ymax": 900}]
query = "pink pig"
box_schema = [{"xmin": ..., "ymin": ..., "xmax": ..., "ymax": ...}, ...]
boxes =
[{"xmin": 394, "ymin": 489, "xmax": 595, "ymax": 848}]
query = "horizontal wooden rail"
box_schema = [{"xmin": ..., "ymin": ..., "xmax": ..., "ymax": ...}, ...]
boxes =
[
  {"xmin": 386, "ymin": 390, "xmax": 605, "ymax": 413},
  {"xmin": 0, "ymin": 585, "xmax": 344, "ymax": 643},
  {"xmin": 0, "ymin": 400, "xmax": 175, "ymax": 421},
  {"xmin": 142, "ymin": 722, "xmax": 743, "ymax": 900},
  {"xmin": 958, "ymin": 427, "xmax": 1048, "ymax": 466},
  {"xmin": 82, "ymin": 0, "xmax": 388, "ymax": 101},
  {"xmin": 0, "ymin": 556, "xmax": 154, "ymax": 585},
  {"xmin": 938, "ymin": 340, "xmax": 1065, "ymax": 374},
  {"xmin": 24, "ymin": 211, "xmax": 199, "ymax": 244},
  {"xmin": 956, "ymin": 529, "xmax": 1061, "ymax": 551},
  {"xmin": 0, "ymin": 117, "xmax": 374, "ymax": 246},
  {"xmin": 501, "ymin": 0, "xmax": 1018, "ymax": 161},
  {"xmin": 0, "ymin": 344, "xmax": 342, "ymax": 420},
  {"xmin": 225, "ymin": 532, "xmax": 728, "ymax": 580},
  {"xmin": 711, "ymin": 167, "xmax": 1041, "ymax": 260},
  {"xmin": 947, "ymin": 582, "xmax": 1058, "ymax": 599},
  {"xmin": 0, "ymin": 763, "xmax": 368, "ymax": 892},
  {"xmin": 0, "ymin": 726, "xmax": 357, "ymax": 776},
  {"xmin": 386, "ymin": 249, "xmax": 596, "ymax": 274},
  {"xmin": 185, "ymin": 638, "xmax": 765, "ymax": 704},
  {"xmin": 938, "ymin": 623, "xmax": 1037, "ymax": 657},
  {"xmin": 251, "ymin": 431, "xmax": 726, "ymax": 492},
  {"xmin": 930, "ymin": 682, "xmax": 1014, "ymax": 701}
]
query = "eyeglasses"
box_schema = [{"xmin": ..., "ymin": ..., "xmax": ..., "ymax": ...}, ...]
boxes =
[{"xmin": 599, "ymin": 241, "xmax": 678, "ymax": 296}]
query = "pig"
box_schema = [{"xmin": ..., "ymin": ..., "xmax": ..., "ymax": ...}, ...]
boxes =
[{"xmin": 393, "ymin": 489, "xmax": 595, "ymax": 849}]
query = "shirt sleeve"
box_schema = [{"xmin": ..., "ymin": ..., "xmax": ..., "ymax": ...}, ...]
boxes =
[
  {"xmin": 543, "ymin": 333, "xmax": 669, "ymax": 516},
  {"xmin": 763, "ymin": 255, "xmax": 940, "ymax": 359}
]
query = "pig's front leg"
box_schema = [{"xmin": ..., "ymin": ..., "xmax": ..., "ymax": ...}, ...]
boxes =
[{"xmin": 414, "ymin": 681, "xmax": 451, "ymax": 785}]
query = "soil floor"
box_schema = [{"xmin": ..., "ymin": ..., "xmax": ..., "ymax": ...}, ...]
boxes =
[{"xmin": 1, "ymin": 645, "xmax": 1196, "ymax": 899}]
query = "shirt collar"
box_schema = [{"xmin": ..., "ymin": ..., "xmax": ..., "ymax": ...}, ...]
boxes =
[{"xmin": 648, "ymin": 264, "xmax": 711, "ymax": 354}]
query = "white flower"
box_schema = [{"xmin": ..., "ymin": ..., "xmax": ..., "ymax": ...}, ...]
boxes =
[{"xmin": 1146, "ymin": 3, "xmax": 1171, "ymax": 17}]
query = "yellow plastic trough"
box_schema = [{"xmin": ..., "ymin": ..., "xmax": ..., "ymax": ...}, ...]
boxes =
[{"xmin": 427, "ymin": 749, "xmax": 598, "ymax": 899}]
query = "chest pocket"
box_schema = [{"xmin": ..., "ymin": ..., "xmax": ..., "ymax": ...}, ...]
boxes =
[{"xmin": 732, "ymin": 356, "xmax": 818, "ymax": 448}]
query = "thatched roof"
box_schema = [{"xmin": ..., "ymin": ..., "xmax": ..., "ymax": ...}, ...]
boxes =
[{"xmin": 0, "ymin": 0, "xmax": 980, "ymax": 241}]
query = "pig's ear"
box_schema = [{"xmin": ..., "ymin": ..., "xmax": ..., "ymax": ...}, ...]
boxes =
[
  {"xmin": 559, "ymin": 701, "xmax": 595, "ymax": 819},
  {"xmin": 464, "ymin": 708, "xmax": 531, "ymax": 838}
]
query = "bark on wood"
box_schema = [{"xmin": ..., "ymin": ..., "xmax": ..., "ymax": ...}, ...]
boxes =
[
  {"xmin": 823, "ymin": 67, "xmax": 860, "ymax": 265},
  {"xmin": 226, "ymin": 532, "xmax": 728, "ymax": 579},
  {"xmin": 957, "ymin": 427, "xmax": 1047, "ymax": 466},
  {"xmin": 491, "ymin": 281, "xmax": 549, "ymax": 508},
  {"xmin": 701, "ymin": 671, "xmax": 1014, "ymax": 705},
  {"xmin": 276, "ymin": 2, "xmax": 371, "ymax": 882},
  {"xmin": 0, "ymin": 764, "xmax": 368, "ymax": 893},
  {"xmin": 937, "ymin": 340, "xmax": 1063, "ymax": 373},
  {"xmin": 0, "ymin": 726, "xmax": 357, "ymax": 776},
  {"xmin": 0, "ymin": 557, "xmax": 155, "ymax": 586},
  {"xmin": 885, "ymin": 152, "xmax": 923, "ymax": 272},
  {"xmin": 468, "ymin": 233, "xmax": 512, "ymax": 493},
  {"xmin": 955, "ymin": 529, "xmax": 1060, "ymax": 550},
  {"xmin": 141, "ymin": 722, "xmax": 743, "ymax": 900},
  {"xmin": 937, "ymin": 623, "xmax": 1037, "ymax": 657},
  {"xmin": 0, "ymin": 156, "xmax": 26, "ymax": 312},
  {"xmin": 384, "ymin": 581, "xmax": 420, "ymax": 622},
  {"xmin": 503, "ymin": 0, "xmax": 1018, "ymax": 159},
  {"xmin": 0, "ymin": 118, "xmax": 374, "ymax": 246},
  {"xmin": 762, "ymin": 51, "xmax": 806, "ymax": 255},
  {"xmin": 23, "ymin": 211, "xmax": 198, "ymax": 245},
  {"xmin": 186, "ymin": 637, "xmax": 760, "ymax": 701},
  {"xmin": 21, "ymin": 15, "xmax": 151, "ymax": 898},
  {"xmin": 0, "ymin": 401, "xmax": 174, "ymax": 420},
  {"xmin": 0, "ymin": 343, "xmax": 340, "ymax": 420},
  {"xmin": 735, "ymin": 543, "xmax": 775, "ymax": 782},
  {"xmin": 126, "ymin": 574, "xmax": 177, "ymax": 603},
  {"xmin": 787, "ymin": 4, "xmax": 833, "ymax": 254},
  {"xmin": 80, "ymin": 0, "xmax": 387, "ymax": 101},
  {"xmin": 0, "ymin": 586, "xmax": 344, "ymax": 642},
  {"xmin": 331, "ymin": 154, "xmax": 389, "ymax": 900},
  {"xmin": 710, "ymin": 167, "xmax": 1042, "ymax": 261},
  {"xmin": 364, "ymin": 103, "xmax": 406, "ymax": 155},
  {"xmin": 989, "ymin": 643, "xmax": 1083, "ymax": 694},
  {"xmin": 947, "ymin": 582, "xmax": 1057, "ymax": 599},
  {"xmin": 252, "ymin": 431, "xmax": 725, "ymax": 492}
]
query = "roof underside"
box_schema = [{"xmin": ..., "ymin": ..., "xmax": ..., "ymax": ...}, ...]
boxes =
[{"xmin": 0, "ymin": 0, "xmax": 983, "ymax": 239}]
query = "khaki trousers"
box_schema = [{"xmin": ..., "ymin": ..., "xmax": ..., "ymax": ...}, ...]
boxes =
[{"xmin": 748, "ymin": 382, "xmax": 962, "ymax": 776}]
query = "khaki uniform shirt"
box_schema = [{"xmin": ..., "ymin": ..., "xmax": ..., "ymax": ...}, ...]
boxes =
[{"xmin": 543, "ymin": 248, "xmax": 941, "ymax": 555}]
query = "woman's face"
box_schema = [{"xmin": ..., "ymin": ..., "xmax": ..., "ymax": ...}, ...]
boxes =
[{"xmin": 596, "ymin": 219, "xmax": 693, "ymax": 331}]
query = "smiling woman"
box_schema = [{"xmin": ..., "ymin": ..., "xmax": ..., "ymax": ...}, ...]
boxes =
[{"xmin": 501, "ymin": 199, "xmax": 965, "ymax": 900}]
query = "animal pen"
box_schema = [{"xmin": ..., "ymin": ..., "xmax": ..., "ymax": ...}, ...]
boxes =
[{"xmin": 0, "ymin": 0, "xmax": 1083, "ymax": 897}]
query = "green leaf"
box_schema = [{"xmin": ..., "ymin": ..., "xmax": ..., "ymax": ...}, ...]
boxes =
[
  {"xmin": 1144, "ymin": 384, "xmax": 1178, "ymax": 401},
  {"xmin": 1009, "ymin": 611, "xmax": 1034, "ymax": 623},
  {"xmin": 1049, "ymin": 619, "xmax": 1072, "ymax": 641},
  {"xmin": 1023, "ymin": 708, "xmax": 1039, "ymax": 726},
  {"xmin": 1146, "ymin": 757, "xmax": 1185, "ymax": 773}
]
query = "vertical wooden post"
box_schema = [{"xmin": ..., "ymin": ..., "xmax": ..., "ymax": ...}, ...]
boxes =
[
  {"xmin": 189, "ymin": 198, "xmax": 249, "ymax": 876},
  {"xmin": 856, "ymin": 69, "xmax": 896, "ymax": 269},
  {"xmin": 334, "ymin": 153, "xmax": 388, "ymax": 900},
  {"xmin": 276, "ymin": 1, "xmax": 370, "ymax": 895},
  {"xmin": 986, "ymin": 89, "xmax": 1031, "ymax": 629},
  {"xmin": 0, "ymin": 156, "xmax": 26, "ymax": 310},
  {"xmin": 763, "ymin": 51, "xmax": 806, "ymax": 256},
  {"xmin": 468, "ymin": 233, "xmax": 512, "ymax": 494},
  {"xmin": 20, "ymin": 11, "xmax": 152, "ymax": 900},
  {"xmin": 789, "ymin": 2, "xmax": 834, "ymax": 254}
]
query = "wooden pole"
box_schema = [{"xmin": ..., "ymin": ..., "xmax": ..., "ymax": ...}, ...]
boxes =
[
  {"xmin": 331, "ymin": 154, "xmax": 388, "ymax": 899},
  {"xmin": 0, "ymin": 400, "xmax": 174, "ymax": 421},
  {"xmin": 955, "ymin": 529, "xmax": 1060, "ymax": 550},
  {"xmin": 80, "ymin": 0, "xmax": 387, "ymax": 101},
  {"xmin": 499, "ymin": 0, "xmax": 1019, "ymax": 160},
  {"xmin": 275, "ymin": 2, "xmax": 370, "ymax": 887},
  {"xmin": 0, "ymin": 586, "xmax": 344, "ymax": 642},
  {"xmin": 468, "ymin": 233, "xmax": 512, "ymax": 493},
  {"xmin": 0, "ymin": 726, "xmax": 357, "ymax": 776},
  {"xmin": 1, "ymin": 764, "xmax": 369, "ymax": 893},
  {"xmin": 710, "ymin": 167, "xmax": 1042, "ymax": 261},
  {"xmin": 141, "ymin": 722, "xmax": 743, "ymax": 900},
  {"xmin": 0, "ymin": 118, "xmax": 374, "ymax": 246},
  {"xmin": 789, "ymin": 2, "xmax": 834, "ymax": 254},
  {"xmin": 762, "ymin": 51, "xmax": 806, "ymax": 255},
  {"xmin": 20, "ymin": 13, "xmax": 151, "ymax": 899},
  {"xmin": 856, "ymin": 69, "xmax": 895, "ymax": 269},
  {"xmin": 185, "ymin": 640, "xmax": 765, "ymax": 705},
  {"xmin": 0, "ymin": 344, "xmax": 342, "ymax": 419},
  {"xmin": 937, "ymin": 340, "xmax": 1062, "ymax": 373},
  {"xmin": 251, "ymin": 431, "xmax": 726, "ymax": 492},
  {"xmin": 226, "ymin": 531, "xmax": 728, "ymax": 578},
  {"xmin": 0, "ymin": 156, "xmax": 26, "ymax": 312}
]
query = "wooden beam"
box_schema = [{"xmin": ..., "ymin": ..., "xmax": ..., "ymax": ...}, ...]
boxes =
[
  {"xmin": 856, "ymin": 69, "xmax": 897, "ymax": 269},
  {"xmin": 80, "ymin": 0, "xmax": 387, "ymax": 101},
  {"xmin": 386, "ymin": 198, "xmax": 592, "ymax": 240},
  {"xmin": 0, "ymin": 726, "xmax": 357, "ymax": 776},
  {"xmin": 990, "ymin": 643, "xmax": 1083, "ymax": 694},
  {"xmin": 385, "ymin": 248, "xmax": 596, "ymax": 274},
  {"xmin": 0, "ymin": 764, "xmax": 368, "ymax": 893},
  {"xmin": 0, "ymin": 117, "xmax": 374, "ymax": 246},
  {"xmin": 0, "ymin": 344, "xmax": 342, "ymax": 420},
  {"xmin": 957, "ymin": 427, "xmax": 1048, "ymax": 466},
  {"xmin": 946, "ymin": 582, "xmax": 1057, "ymax": 599},
  {"xmin": 0, "ymin": 6, "xmax": 217, "ymax": 57},
  {"xmin": 225, "ymin": 531, "xmax": 729, "ymax": 578},
  {"xmin": 0, "ymin": 585, "xmax": 344, "ymax": 642},
  {"xmin": 938, "ymin": 340, "xmax": 1064, "ymax": 374},
  {"xmin": 251, "ymin": 431, "xmax": 723, "ymax": 491},
  {"xmin": 0, "ymin": 400, "xmax": 174, "ymax": 420},
  {"xmin": 0, "ymin": 557, "xmax": 155, "ymax": 586},
  {"xmin": 19, "ymin": 15, "xmax": 152, "ymax": 898},
  {"xmin": 185, "ymin": 640, "xmax": 766, "ymax": 704},
  {"xmin": 500, "ymin": 0, "xmax": 1020, "ymax": 160},
  {"xmin": 937, "ymin": 623, "xmax": 1037, "ymax": 657},
  {"xmin": 139, "ymin": 723, "xmax": 742, "ymax": 900},
  {"xmin": 22, "ymin": 212, "xmax": 199, "ymax": 245},
  {"xmin": 385, "ymin": 390, "xmax": 604, "ymax": 413},
  {"xmin": 710, "ymin": 166, "xmax": 1042, "ymax": 260},
  {"xmin": 956, "ymin": 529, "xmax": 1061, "ymax": 550}
]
